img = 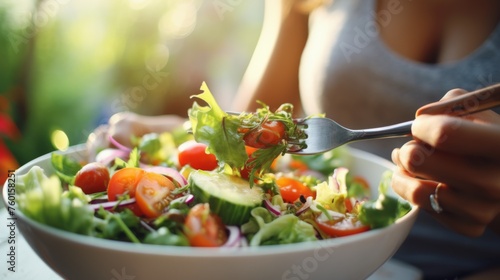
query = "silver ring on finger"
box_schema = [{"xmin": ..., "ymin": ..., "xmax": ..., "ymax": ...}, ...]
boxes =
[{"xmin": 429, "ymin": 183, "xmax": 443, "ymax": 214}]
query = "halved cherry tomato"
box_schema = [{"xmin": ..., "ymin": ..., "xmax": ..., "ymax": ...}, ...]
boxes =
[
  {"xmin": 74, "ymin": 162, "xmax": 110, "ymax": 194},
  {"xmin": 316, "ymin": 215, "xmax": 370, "ymax": 237},
  {"xmin": 276, "ymin": 177, "xmax": 316, "ymax": 203},
  {"xmin": 178, "ymin": 140, "xmax": 218, "ymax": 171},
  {"xmin": 107, "ymin": 167, "xmax": 147, "ymax": 216},
  {"xmin": 107, "ymin": 167, "xmax": 146, "ymax": 201},
  {"xmin": 243, "ymin": 120, "xmax": 286, "ymax": 149},
  {"xmin": 184, "ymin": 203, "xmax": 228, "ymax": 247},
  {"xmin": 135, "ymin": 172, "xmax": 177, "ymax": 218}
]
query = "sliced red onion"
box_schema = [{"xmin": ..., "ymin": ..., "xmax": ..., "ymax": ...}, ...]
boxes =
[
  {"xmin": 263, "ymin": 199, "xmax": 281, "ymax": 216},
  {"xmin": 108, "ymin": 134, "xmax": 132, "ymax": 152},
  {"xmin": 95, "ymin": 148, "xmax": 129, "ymax": 166},
  {"xmin": 88, "ymin": 198, "xmax": 136, "ymax": 211},
  {"xmin": 295, "ymin": 196, "xmax": 313, "ymax": 216},
  {"xmin": 331, "ymin": 167, "xmax": 349, "ymax": 193},
  {"xmin": 142, "ymin": 165, "xmax": 188, "ymax": 186},
  {"xmin": 222, "ymin": 226, "xmax": 241, "ymax": 247}
]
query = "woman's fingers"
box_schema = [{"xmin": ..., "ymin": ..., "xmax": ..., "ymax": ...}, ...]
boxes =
[
  {"xmin": 391, "ymin": 167, "xmax": 499, "ymax": 237},
  {"xmin": 411, "ymin": 114, "xmax": 500, "ymax": 158},
  {"xmin": 392, "ymin": 87, "xmax": 500, "ymax": 236},
  {"xmin": 416, "ymin": 88, "xmax": 467, "ymax": 116},
  {"xmin": 393, "ymin": 140, "xmax": 500, "ymax": 200},
  {"xmin": 416, "ymin": 85, "xmax": 500, "ymax": 117}
]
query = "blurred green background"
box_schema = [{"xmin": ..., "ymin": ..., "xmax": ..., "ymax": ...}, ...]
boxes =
[{"xmin": 0, "ymin": 0, "xmax": 263, "ymax": 168}]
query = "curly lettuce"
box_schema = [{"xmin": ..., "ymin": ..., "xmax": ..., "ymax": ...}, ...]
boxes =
[
  {"xmin": 358, "ymin": 171, "xmax": 411, "ymax": 228},
  {"xmin": 241, "ymin": 207, "xmax": 317, "ymax": 246},
  {"xmin": 188, "ymin": 82, "xmax": 248, "ymax": 171}
]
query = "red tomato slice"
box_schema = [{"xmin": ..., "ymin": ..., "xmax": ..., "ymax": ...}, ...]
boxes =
[
  {"xmin": 107, "ymin": 167, "xmax": 146, "ymax": 201},
  {"xmin": 316, "ymin": 216, "xmax": 370, "ymax": 237},
  {"xmin": 107, "ymin": 167, "xmax": 147, "ymax": 216},
  {"xmin": 178, "ymin": 140, "xmax": 218, "ymax": 171},
  {"xmin": 135, "ymin": 172, "xmax": 177, "ymax": 218},
  {"xmin": 243, "ymin": 120, "xmax": 286, "ymax": 149},
  {"xmin": 184, "ymin": 203, "xmax": 228, "ymax": 247},
  {"xmin": 276, "ymin": 177, "xmax": 316, "ymax": 203},
  {"xmin": 345, "ymin": 198, "xmax": 354, "ymax": 213}
]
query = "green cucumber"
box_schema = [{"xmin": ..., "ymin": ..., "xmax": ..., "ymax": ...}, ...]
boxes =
[{"xmin": 188, "ymin": 170, "xmax": 264, "ymax": 225}]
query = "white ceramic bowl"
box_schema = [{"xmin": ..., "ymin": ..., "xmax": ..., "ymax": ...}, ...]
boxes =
[{"xmin": 2, "ymin": 145, "xmax": 418, "ymax": 280}]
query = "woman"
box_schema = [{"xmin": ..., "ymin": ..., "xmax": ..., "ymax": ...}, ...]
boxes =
[{"xmin": 89, "ymin": 0, "xmax": 500, "ymax": 278}]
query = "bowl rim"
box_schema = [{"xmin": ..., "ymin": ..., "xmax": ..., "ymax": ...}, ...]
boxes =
[{"xmin": 2, "ymin": 145, "xmax": 418, "ymax": 257}]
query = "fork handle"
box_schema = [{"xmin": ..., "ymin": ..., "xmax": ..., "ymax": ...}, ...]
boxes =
[
  {"xmin": 417, "ymin": 83, "xmax": 500, "ymax": 116},
  {"xmin": 354, "ymin": 120, "xmax": 413, "ymax": 140}
]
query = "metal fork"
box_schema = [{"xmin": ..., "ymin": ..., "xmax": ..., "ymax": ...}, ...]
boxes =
[{"xmin": 289, "ymin": 83, "xmax": 500, "ymax": 155}]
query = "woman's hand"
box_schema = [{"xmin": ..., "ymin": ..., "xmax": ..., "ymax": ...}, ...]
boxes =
[
  {"xmin": 86, "ymin": 111, "xmax": 186, "ymax": 160},
  {"xmin": 391, "ymin": 89, "xmax": 500, "ymax": 236}
]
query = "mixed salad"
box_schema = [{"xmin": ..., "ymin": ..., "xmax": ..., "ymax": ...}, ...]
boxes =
[{"xmin": 15, "ymin": 82, "xmax": 410, "ymax": 247}]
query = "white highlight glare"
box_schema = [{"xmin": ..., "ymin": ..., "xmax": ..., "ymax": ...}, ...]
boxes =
[{"xmin": 51, "ymin": 129, "xmax": 69, "ymax": 151}]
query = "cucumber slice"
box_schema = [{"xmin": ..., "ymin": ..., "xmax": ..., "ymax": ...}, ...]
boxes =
[{"xmin": 189, "ymin": 170, "xmax": 264, "ymax": 225}]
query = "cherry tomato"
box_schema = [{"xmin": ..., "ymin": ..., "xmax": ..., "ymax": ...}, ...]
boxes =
[
  {"xmin": 178, "ymin": 140, "xmax": 218, "ymax": 171},
  {"xmin": 135, "ymin": 172, "xmax": 177, "ymax": 218},
  {"xmin": 316, "ymin": 215, "xmax": 370, "ymax": 237},
  {"xmin": 107, "ymin": 168, "xmax": 146, "ymax": 216},
  {"xmin": 243, "ymin": 120, "xmax": 286, "ymax": 149},
  {"xmin": 107, "ymin": 167, "xmax": 146, "ymax": 201},
  {"xmin": 276, "ymin": 177, "xmax": 316, "ymax": 203},
  {"xmin": 184, "ymin": 203, "xmax": 228, "ymax": 247},
  {"xmin": 74, "ymin": 162, "xmax": 110, "ymax": 194}
]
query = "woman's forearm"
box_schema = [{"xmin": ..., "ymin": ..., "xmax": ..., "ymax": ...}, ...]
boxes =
[{"xmin": 232, "ymin": 0, "xmax": 310, "ymax": 116}]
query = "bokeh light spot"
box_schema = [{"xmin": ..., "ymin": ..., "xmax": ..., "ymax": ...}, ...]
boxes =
[
  {"xmin": 158, "ymin": 1, "xmax": 198, "ymax": 39},
  {"xmin": 51, "ymin": 129, "xmax": 69, "ymax": 151}
]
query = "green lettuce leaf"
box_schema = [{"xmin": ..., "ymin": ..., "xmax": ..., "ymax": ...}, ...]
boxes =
[
  {"xmin": 313, "ymin": 167, "xmax": 349, "ymax": 213},
  {"xmin": 144, "ymin": 227, "xmax": 189, "ymax": 246},
  {"xmin": 358, "ymin": 171, "xmax": 411, "ymax": 228},
  {"xmin": 188, "ymin": 82, "xmax": 248, "ymax": 171},
  {"xmin": 51, "ymin": 152, "xmax": 83, "ymax": 184},
  {"xmin": 241, "ymin": 207, "xmax": 317, "ymax": 246}
]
